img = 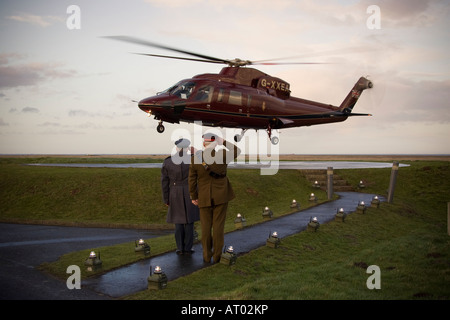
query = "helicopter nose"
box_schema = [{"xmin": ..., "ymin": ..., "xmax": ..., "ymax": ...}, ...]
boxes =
[{"xmin": 138, "ymin": 98, "xmax": 154, "ymax": 114}]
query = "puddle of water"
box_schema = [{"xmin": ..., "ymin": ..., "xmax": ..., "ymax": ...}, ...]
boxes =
[{"xmin": 28, "ymin": 162, "xmax": 409, "ymax": 169}]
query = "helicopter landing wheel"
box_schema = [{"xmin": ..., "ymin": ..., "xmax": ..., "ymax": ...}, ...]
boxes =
[
  {"xmin": 157, "ymin": 123, "xmax": 165, "ymax": 133},
  {"xmin": 266, "ymin": 125, "xmax": 277, "ymax": 144},
  {"xmin": 234, "ymin": 129, "xmax": 247, "ymax": 142},
  {"xmin": 266, "ymin": 125, "xmax": 279, "ymax": 145}
]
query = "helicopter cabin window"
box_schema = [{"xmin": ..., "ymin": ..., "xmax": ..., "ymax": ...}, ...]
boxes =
[
  {"xmin": 217, "ymin": 89, "xmax": 225, "ymax": 102},
  {"xmin": 229, "ymin": 90, "xmax": 242, "ymax": 106},
  {"xmin": 194, "ymin": 85, "xmax": 213, "ymax": 103},
  {"xmin": 171, "ymin": 81, "xmax": 196, "ymax": 99}
]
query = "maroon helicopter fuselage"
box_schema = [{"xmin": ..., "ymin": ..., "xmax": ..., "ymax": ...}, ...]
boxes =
[{"xmin": 138, "ymin": 67, "xmax": 372, "ymax": 133}]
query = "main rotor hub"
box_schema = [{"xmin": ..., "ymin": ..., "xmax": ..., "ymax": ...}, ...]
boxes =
[{"xmin": 228, "ymin": 58, "xmax": 252, "ymax": 67}]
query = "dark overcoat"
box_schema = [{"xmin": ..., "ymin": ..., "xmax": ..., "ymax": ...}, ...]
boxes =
[{"xmin": 161, "ymin": 152, "xmax": 200, "ymax": 224}]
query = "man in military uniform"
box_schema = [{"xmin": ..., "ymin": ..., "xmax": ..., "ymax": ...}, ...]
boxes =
[
  {"xmin": 161, "ymin": 138, "xmax": 200, "ymax": 255},
  {"xmin": 189, "ymin": 133, "xmax": 241, "ymax": 263}
]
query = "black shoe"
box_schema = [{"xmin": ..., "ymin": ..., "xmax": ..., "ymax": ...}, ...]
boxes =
[
  {"xmin": 176, "ymin": 250, "xmax": 183, "ymax": 255},
  {"xmin": 184, "ymin": 249, "xmax": 195, "ymax": 255}
]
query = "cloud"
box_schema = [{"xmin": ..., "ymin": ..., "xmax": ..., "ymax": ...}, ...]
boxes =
[
  {"xmin": 144, "ymin": 0, "xmax": 204, "ymax": 8},
  {"xmin": 0, "ymin": 53, "xmax": 78, "ymax": 89},
  {"xmin": 6, "ymin": 12, "xmax": 63, "ymax": 27},
  {"xmin": 381, "ymin": 78, "xmax": 450, "ymax": 124},
  {"xmin": 38, "ymin": 122, "xmax": 61, "ymax": 127},
  {"xmin": 68, "ymin": 109, "xmax": 114, "ymax": 119},
  {"xmin": 38, "ymin": 129, "xmax": 86, "ymax": 136},
  {"xmin": 0, "ymin": 118, "xmax": 9, "ymax": 126},
  {"xmin": 110, "ymin": 124, "xmax": 146, "ymax": 130},
  {"xmin": 0, "ymin": 65, "xmax": 40, "ymax": 88},
  {"xmin": 22, "ymin": 107, "xmax": 40, "ymax": 113},
  {"xmin": 68, "ymin": 110, "xmax": 100, "ymax": 118},
  {"xmin": 35, "ymin": 121, "xmax": 102, "ymax": 135}
]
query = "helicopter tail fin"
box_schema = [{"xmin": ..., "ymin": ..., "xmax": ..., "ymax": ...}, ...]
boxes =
[{"xmin": 339, "ymin": 77, "xmax": 373, "ymax": 114}]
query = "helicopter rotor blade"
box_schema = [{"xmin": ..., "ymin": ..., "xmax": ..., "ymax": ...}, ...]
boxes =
[
  {"xmin": 104, "ymin": 36, "xmax": 333, "ymax": 67},
  {"xmin": 252, "ymin": 45, "xmax": 374, "ymax": 65},
  {"xmin": 104, "ymin": 36, "xmax": 229, "ymax": 64},
  {"xmin": 253, "ymin": 62, "xmax": 330, "ymax": 65},
  {"xmin": 133, "ymin": 53, "xmax": 226, "ymax": 64}
]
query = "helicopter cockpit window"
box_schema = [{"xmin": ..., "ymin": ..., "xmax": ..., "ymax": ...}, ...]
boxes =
[
  {"xmin": 171, "ymin": 81, "xmax": 196, "ymax": 99},
  {"xmin": 194, "ymin": 85, "xmax": 213, "ymax": 103},
  {"xmin": 157, "ymin": 81, "xmax": 182, "ymax": 95}
]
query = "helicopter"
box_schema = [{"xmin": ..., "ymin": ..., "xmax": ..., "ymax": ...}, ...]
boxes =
[{"xmin": 106, "ymin": 36, "xmax": 373, "ymax": 145}]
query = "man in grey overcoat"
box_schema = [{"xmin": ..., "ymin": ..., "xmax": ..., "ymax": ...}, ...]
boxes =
[{"xmin": 161, "ymin": 138, "xmax": 200, "ymax": 255}]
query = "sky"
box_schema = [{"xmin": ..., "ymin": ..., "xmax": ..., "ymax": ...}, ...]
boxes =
[{"xmin": 0, "ymin": 0, "xmax": 449, "ymax": 155}]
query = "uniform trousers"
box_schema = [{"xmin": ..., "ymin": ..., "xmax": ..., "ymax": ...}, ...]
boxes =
[{"xmin": 199, "ymin": 202, "xmax": 228, "ymax": 263}]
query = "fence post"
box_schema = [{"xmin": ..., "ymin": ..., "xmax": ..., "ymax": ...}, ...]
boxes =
[
  {"xmin": 327, "ymin": 167, "xmax": 333, "ymax": 200},
  {"xmin": 387, "ymin": 161, "xmax": 399, "ymax": 203}
]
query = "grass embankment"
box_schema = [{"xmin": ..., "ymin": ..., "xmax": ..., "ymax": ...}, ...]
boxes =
[
  {"xmin": 0, "ymin": 157, "xmax": 326, "ymax": 228},
  {"xmin": 1, "ymin": 158, "xmax": 449, "ymax": 299}
]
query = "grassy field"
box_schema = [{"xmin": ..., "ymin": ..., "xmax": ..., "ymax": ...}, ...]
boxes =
[
  {"xmin": 0, "ymin": 156, "xmax": 449, "ymax": 299},
  {"xmin": 129, "ymin": 160, "xmax": 450, "ymax": 300},
  {"xmin": 0, "ymin": 157, "xmax": 328, "ymax": 230}
]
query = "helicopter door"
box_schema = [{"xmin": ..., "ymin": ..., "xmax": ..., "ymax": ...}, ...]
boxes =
[
  {"xmin": 246, "ymin": 94, "xmax": 252, "ymax": 117},
  {"xmin": 217, "ymin": 88, "xmax": 224, "ymax": 103},
  {"xmin": 237, "ymin": 93, "xmax": 251, "ymax": 117}
]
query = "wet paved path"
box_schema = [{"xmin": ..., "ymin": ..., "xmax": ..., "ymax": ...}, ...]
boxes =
[
  {"xmin": 83, "ymin": 192, "xmax": 384, "ymax": 298},
  {"xmin": 0, "ymin": 224, "xmax": 170, "ymax": 299}
]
